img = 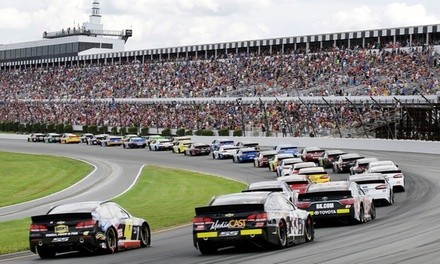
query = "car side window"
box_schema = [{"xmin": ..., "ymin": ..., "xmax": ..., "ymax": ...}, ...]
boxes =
[
  {"xmin": 267, "ymin": 196, "xmax": 282, "ymax": 210},
  {"xmin": 108, "ymin": 204, "xmax": 130, "ymax": 219},
  {"xmin": 278, "ymin": 195, "xmax": 294, "ymax": 210},
  {"xmin": 98, "ymin": 205, "xmax": 113, "ymax": 219}
]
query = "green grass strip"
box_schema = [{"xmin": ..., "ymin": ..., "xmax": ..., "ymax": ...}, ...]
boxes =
[
  {"xmin": 0, "ymin": 165, "xmax": 246, "ymax": 254},
  {"xmin": 0, "ymin": 151, "xmax": 93, "ymax": 207},
  {"xmin": 113, "ymin": 165, "xmax": 246, "ymax": 230}
]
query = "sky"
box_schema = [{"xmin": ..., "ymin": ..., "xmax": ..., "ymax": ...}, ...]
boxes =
[{"xmin": 0, "ymin": 0, "xmax": 439, "ymax": 52}]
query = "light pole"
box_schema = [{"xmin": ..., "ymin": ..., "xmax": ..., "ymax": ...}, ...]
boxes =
[
  {"xmin": 259, "ymin": 98, "xmax": 269, "ymax": 137},
  {"xmin": 236, "ymin": 98, "xmax": 245, "ymax": 137}
]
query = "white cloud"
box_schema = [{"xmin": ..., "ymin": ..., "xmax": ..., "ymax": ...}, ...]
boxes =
[
  {"xmin": 384, "ymin": 2, "xmax": 439, "ymax": 27},
  {"xmin": 0, "ymin": 8, "xmax": 31, "ymax": 29},
  {"xmin": 0, "ymin": 1, "xmax": 439, "ymax": 50}
]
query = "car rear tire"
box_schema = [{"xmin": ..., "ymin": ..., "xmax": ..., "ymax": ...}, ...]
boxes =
[
  {"xmin": 276, "ymin": 220, "xmax": 287, "ymax": 248},
  {"xmin": 197, "ymin": 241, "xmax": 217, "ymax": 255},
  {"xmin": 388, "ymin": 192, "xmax": 395, "ymax": 205},
  {"xmin": 369, "ymin": 203, "xmax": 376, "ymax": 220},
  {"xmin": 105, "ymin": 228, "xmax": 118, "ymax": 254},
  {"xmin": 37, "ymin": 246, "xmax": 56, "ymax": 259},
  {"xmin": 357, "ymin": 205, "xmax": 365, "ymax": 224},
  {"xmin": 140, "ymin": 223, "xmax": 151, "ymax": 247}
]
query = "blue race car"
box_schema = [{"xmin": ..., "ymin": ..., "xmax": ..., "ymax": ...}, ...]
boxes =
[{"xmin": 232, "ymin": 148, "xmax": 259, "ymax": 163}]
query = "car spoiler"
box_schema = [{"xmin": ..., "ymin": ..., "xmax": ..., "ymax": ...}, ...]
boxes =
[
  {"xmin": 195, "ymin": 204, "xmax": 264, "ymax": 215},
  {"xmin": 31, "ymin": 213, "xmax": 93, "ymax": 223}
]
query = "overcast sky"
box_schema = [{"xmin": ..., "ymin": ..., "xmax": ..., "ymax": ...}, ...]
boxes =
[{"xmin": 0, "ymin": 0, "xmax": 439, "ymax": 51}]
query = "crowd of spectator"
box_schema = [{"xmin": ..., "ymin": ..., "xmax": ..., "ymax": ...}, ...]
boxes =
[
  {"xmin": 0, "ymin": 98, "xmax": 398, "ymax": 138},
  {"xmin": 0, "ymin": 44, "xmax": 438, "ymax": 137}
]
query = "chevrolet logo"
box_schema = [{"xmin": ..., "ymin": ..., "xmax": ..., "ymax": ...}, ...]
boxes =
[
  {"xmin": 56, "ymin": 221, "xmax": 66, "ymax": 224},
  {"xmin": 225, "ymin": 213, "xmax": 234, "ymax": 217}
]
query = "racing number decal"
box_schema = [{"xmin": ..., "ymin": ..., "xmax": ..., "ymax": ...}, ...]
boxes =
[
  {"xmin": 289, "ymin": 214, "xmax": 304, "ymax": 236},
  {"xmin": 124, "ymin": 220, "xmax": 133, "ymax": 240}
]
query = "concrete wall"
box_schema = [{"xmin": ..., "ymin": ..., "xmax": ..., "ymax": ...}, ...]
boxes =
[{"xmin": 3, "ymin": 134, "xmax": 439, "ymax": 155}]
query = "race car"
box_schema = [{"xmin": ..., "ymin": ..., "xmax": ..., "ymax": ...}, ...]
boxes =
[
  {"xmin": 268, "ymin": 153, "xmax": 295, "ymax": 172},
  {"xmin": 297, "ymin": 181, "xmax": 376, "ymax": 224},
  {"xmin": 245, "ymin": 180, "xmax": 298, "ymax": 204},
  {"xmin": 235, "ymin": 141, "xmax": 260, "ymax": 151},
  {"xmin": 212, "ymin": 145, "xmax": 240, "ymax": 159},
  {"xmin": 43, "ymin": 133, "xmax": 61, "ymax": 143},
  {"xmin": 86, "ymin": 134, "xmax": 109, "ymax": 145},
  {"xmin": 298, "ymin": 167, "xmax": 330, "ymax": 183},
  {"xmin": 276, "ymin": 158, "xmax": 303, "ymax": 177},
  {"xmin": 193, "ymin": 192, "xmax": 314, "ymax": 254},
  {"xmin": 79, "ymin": 133, "xmax": 94, "ymax": 143},
  {"xmin": 349, "ymin": 173, "xmax": 394, "ymax": 206},
  {"xmin": 277, "ymin": 175, "xmax": 311, "ymax": 194},
  {"xmin": 210, "ymin": 138, "xmax": 235, "ymax": 152},
  {"xmin": 145, "ymin": 135, "xmax": 165, "ymax": 148},
  {"xmin": 273, "ymin": 144, "xmax": 299, "ymax": 156},
  {"xmin": 367, "ymin": 164, "xmax": 405, "ymax": 192},
  {"xmin": 253, "ymin": 150, "xmax": 278, "ymax": 168},
  {"xmin": 27, "ymin": 133, "xmax": 45, "ymax": 142},
  {"xmin": 184, "ymin": 143, "xmax": 211, "ymax": 156},
  {"xmin": 365, "ymin": 160, "xmax": 397, "ymax": 172},
  {"xmin": 317, "ymin": 149, "xmax": 347, "ymax": 168},
  {"xmin": 290, "ymin": 162, "xmax": 317, "ymax": 175},
  {"xmin": 101, "ymin": 136, "xmax": 123, "ymax": 146},
  {"xmin": 121, "ymin": 134, "xmax": 139, "ymax": 144},
  {"xmin": 149, "ymin": 138, "xmax": 174, "ymax": 151},
  {"xmin": 172, "ymin": 139, "xmax": 192, "ymax": 153},
  {"xmin": 349, "ymin": 157, "xmax": 379, "ymax": 175},
  {"xmin": 299, "ymin": 147, "xmax": 325, "ymax": 162},
  {"xmin": 122, "ymin": 137, "xmax": 147, "ymax": 149},
  {"xmin": 232, "ymin": 148, "xmax": 259, "ymax": 163},
  {"xmin": 60, "ymin": 133, "xmax": 81, "ymax": 144},
  {"xmin": 29, "ymin": 201, "xmax": 150, "ymax": 259},
  {"xmin": 332, "ymin": 153, "xmax": 364, "ymax": 173}
]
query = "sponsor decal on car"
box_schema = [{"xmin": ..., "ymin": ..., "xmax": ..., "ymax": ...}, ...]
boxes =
[
  {"xmin": 316, "ymin": 203, "xmax": 334, "ymax": 209},
  {"xmin": 209, "ymin": 219, "xmax": 246, "ymax": 230}
]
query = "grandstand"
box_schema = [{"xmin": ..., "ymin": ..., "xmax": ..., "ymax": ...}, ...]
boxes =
[{"xmin": 0, "ymin": 15, "xmax": 439, "ymax": 140}]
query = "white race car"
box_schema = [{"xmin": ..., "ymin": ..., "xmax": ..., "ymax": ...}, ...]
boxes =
[
  {"xmin": 277, "ymin": 158, "xmax": 303, "ymax": 177},
  {"xmin": 212, "ymin": 145, "xmax": 240, "ymax": 159},
  {"xmin": 367, "ymin": 164, "xmax": 405, "ymax": 192},
  {"xmin": 349, "ymin": 173, "xmax": 394, "ymax": 206}
]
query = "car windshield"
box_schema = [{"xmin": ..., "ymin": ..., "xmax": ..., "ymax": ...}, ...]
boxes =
[
  {"xmin": 49, "ymin": 202, "xmax": 99, "ymax": 214},
  {"xmin": 281, "ymin": 147, "xmax": 295, "ymax": 151}
]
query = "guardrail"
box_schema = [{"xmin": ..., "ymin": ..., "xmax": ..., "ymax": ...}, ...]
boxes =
[{"xmin": 3, "ymin": 134, "xmax": 439, "ymax": 155}]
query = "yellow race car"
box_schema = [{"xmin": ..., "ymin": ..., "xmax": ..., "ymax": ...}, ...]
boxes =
[
  {"xmin": 172, "ymin": 140, "xmax": 192, "ymax": 153},
  {"xmin": 60, "ymin": 133, "xmax": 81, "ymax": 144},
  {"xmin": 268, "ymin": 153, "xmax": 295, "ymax": 172},
  {"xmin": 298, "ymin": 167, "xmax": 331, "ymax": 183}
]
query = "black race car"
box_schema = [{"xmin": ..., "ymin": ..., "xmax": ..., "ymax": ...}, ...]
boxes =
[
  {"xmin": 29, "ymin": 201, "xmax": 150, "ymax": 259},
  {"xmin": 193, "ymin": 191, "xmax": 314, "ymax": 255},
  {"xmin": 27, "ymin": 133, "xmax": 45, "ymax": 142}
]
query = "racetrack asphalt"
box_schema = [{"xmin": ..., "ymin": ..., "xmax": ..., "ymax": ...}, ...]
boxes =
[{"xmin": 0, "ymin": 137, "xmax": 439, "ymax": 264}]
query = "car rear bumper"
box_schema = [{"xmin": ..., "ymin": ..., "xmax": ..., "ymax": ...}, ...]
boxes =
[{"xmin": 30, "ymin": 234, "xmax": 101, "ymax": 253}]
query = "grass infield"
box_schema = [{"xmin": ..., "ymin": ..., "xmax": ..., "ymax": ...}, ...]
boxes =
[
  {"xmin": 0, "ymin": 151, "xmax": 93, "ymax": 207},
  {"xmin": 0, "ymin": 162, "xmax": 246, "ymax": 254}
]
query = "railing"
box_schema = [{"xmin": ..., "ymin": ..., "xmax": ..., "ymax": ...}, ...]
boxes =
[{"xmin": 43, "ymin": 28, "xmax": 125, "ymax": 39}]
